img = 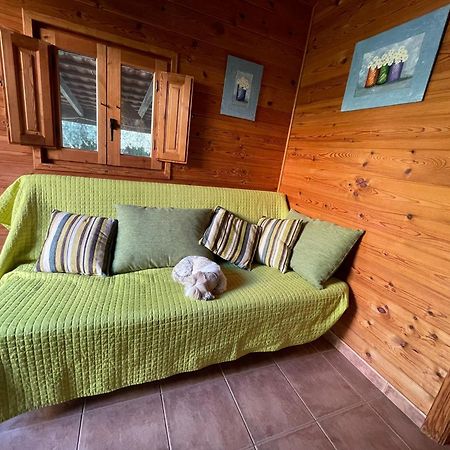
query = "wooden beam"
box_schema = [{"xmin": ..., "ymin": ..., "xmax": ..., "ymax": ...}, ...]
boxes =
[
  {"xmin": 422, "ymin": 372, "xmax": 450, "ymax": 444},
  {"xmin": 138, "ymin": 82, "xmax": 153, "ymax": 118},
  {"xmin": 59, "ymin": 75, "xmax": 84, "ymax": 117}
]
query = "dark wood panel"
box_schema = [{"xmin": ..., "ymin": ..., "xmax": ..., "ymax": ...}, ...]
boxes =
[{"xmin": 279, "ymin": 0, "xmax": 450, "ymax": 423}]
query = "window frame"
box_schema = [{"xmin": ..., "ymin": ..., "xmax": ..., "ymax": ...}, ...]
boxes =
[
  {"xmin": 106, "ymin": 46, "xmax": 168, "ymax": 171},
  {"xmin": 38, "ymin": 27, "xmax": 106, "ymax": 165},
  {"xmin": 22, "ymin": 10, "xmax": 178, "ymax": 180}
]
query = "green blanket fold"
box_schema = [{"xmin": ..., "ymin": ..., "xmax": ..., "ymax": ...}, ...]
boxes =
[{"xmin": 0, "ymin": 175, "xmax": 348, "ymax": 421}]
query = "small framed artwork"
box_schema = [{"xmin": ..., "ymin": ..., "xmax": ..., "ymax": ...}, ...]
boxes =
[
  {"xmin": 341, "ymin": 5, "xmax": 450, "ymax": 112},
  {"xmin": 220, "ymin": 55, "xmax": 264, "ymax": 121}
]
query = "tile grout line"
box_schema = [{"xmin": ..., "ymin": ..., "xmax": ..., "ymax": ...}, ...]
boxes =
[
  {"xmin": 276, "ymin": 352, "xmax": 412, "ymax": 450},
  {"xmin": 310, "ymin": 341, "xmax": 335, "ymax": 354},
  {"xmin": 222, "ymin": 359, "xmax": 275, "ymax": 379},
  {"xmin": 274, "ymin": 359, "xmax": 338, "ymax": 450},
  {"xmin": 320, "ymin": 352, "xmax": 376, "ymax": 404},
  {"xmin": 254, "ymin": 420, "xmax": 316, "ymax": 447},
  {"xmin": 319, "ymin": 350, "xmax": 413, "ymax": 446},
  {"xmin": 159, "ymin": 385, "xmax": 172, "ymax": 450},
  {"xmin": 75, "ymin": 400, "xmax": 85, "ymax": 450},
  {"xmin": 275, "ymin": 354, "xmax": 366, "ymax": 421},
  {"xmin": 222, "ymin": 358, "xmax": 320, "ymax": 447},
  {"xmin": 313, "ymin": 400, "xmax": 366, "ymax": 422},
  {"xmin": 366, "ymin": 401, "xmax": 412, "ymax": 450},
  {"xmin": 220, "ymin": 365, "xmax": 256, "ymax": 447},
  {"xmin": 325, "ymin": 331, "xmax": 425, "ymax": 428},
  {"xmin": 314, "ymin": 420, "xmax": 339, "ymax": 450},
  {"xmin": 273, "ymin": 359, "xmax": 318, "ymax": 421}
]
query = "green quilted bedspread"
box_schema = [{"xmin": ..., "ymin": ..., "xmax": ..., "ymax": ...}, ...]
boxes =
[{"xmin": 0, "ymin": 175, "xmax": 348, "ymax": 421}]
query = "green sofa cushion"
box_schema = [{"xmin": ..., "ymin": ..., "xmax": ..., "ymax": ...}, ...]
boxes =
[
  {"xmin": 112, "ymin": 205, "xmax": 213, "ymax": 274},
  {"xmin": 287, "ymin": 209, "xmax": 363, "ymax": 289}
]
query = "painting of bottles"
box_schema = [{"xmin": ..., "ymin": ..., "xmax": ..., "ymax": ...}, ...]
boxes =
[
  {"xmin": 357, "ymin": 34, "xmax": 424, "ymax": 96},
  {"xmin": 235, "ymin": 71, "xmax": 252, "ymax": 104},
  {"xmin": 341, "ymin": 4, "xmax": 450, "ymax": 111},
  {"xmin": 365, "ymin": 46, "xmax": 409, "ymax": 87}
]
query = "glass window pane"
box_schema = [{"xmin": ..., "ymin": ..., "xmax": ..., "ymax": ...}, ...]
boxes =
[
  {"xmin": 120, "ymin": 65, "xmax": 153, "ymax": 157},
  {"xmin": 58, "ymin": 50, "xmax": 97, "ymax": 151}
]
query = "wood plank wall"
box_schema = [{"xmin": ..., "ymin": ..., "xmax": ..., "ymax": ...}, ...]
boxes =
[
  {"xmin": 279, "ymin": 0, "xmax": 450, "ymax": 414},
  {"xmin": 0, "ymin": 0, "xmax": 313, "ymax": 247}
]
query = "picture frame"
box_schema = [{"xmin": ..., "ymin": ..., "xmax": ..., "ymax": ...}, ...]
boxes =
[
  {"xmin": 341, "ymin": 5, "xmax": 450, "ymax": 112},
  {"xmin": 220, "ymin": 55, "xmax": 264, "ymax": 121}
]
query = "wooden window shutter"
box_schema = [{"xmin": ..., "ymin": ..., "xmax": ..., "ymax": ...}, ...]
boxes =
[
  {"xmin": 155, "ymin": 72, "xmax": 193, "ymax": 164},
  {"xmin": 0, "ymin": 28, "xmax": 54, "ymax": 146}
]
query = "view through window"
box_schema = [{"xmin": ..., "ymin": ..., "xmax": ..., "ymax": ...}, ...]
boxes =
[
  {"xmin": 58, "ymin": 49, "xmax": 97, "ymax": 151},
  {"xmin": 120, "ymin": 64, "xmax": 154, "ymax": 157}
]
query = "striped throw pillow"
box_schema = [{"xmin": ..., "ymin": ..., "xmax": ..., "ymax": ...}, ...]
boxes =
[
  {"xmin": 255, "ymin": 217, "xmax": 303, "ymax": 273},
  {"xmin": 200, "ymin": 206, "xmax": 260, "ymax": 270},
  {"xmin": 36, "ymin": 210, "xmax": 118, "ymax": 276}
]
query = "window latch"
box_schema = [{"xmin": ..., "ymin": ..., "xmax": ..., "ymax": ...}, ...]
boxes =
[{"xmin": 110, "ymin": 118, "xmax": 119, "ymax": 141}]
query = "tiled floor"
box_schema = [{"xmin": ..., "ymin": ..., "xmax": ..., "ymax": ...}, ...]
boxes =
[{"xmin": 0, "ymin": 338, "xmax": 446, "ymax": 450}]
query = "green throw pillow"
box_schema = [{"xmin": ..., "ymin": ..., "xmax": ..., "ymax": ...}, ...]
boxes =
[
  {"xmin": 287, "ymin": 209, "xmax": 364, "ymax": 289},
  {"xmin": 112, "ymin": 205, "xmax": 213, "ymax": 274}
]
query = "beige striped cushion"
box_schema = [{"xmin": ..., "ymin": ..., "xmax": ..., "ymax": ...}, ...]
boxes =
[
  {"xmin": 36, "ymin": 210, "xmax": 117, "ymax": 276},
  {"xmin": 200, "ymin": 206, "xmax": 260, "ymax": 270},
  {"xmin": 255, "ymin": 217, "xmax": 303, "ymax": 273}
]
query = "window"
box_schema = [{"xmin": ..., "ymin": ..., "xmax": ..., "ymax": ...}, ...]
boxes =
[
  {"xmin": 105, "ymin": 47, "xmax": 170, "ymax": 171},
  {"xmin": 0, "ymin": 25, "xmax": 193, "ymax": 179},
  {"xmin": 120, "ymin": 64, "xmax": 153, "ymax": 157},
  {"xmin": 58, "ymin": 49, "xmax": 97, "ymax": 152}
]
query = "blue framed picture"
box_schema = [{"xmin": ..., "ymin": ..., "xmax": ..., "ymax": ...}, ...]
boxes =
[
  {"xmin": 220, "ymin": 55, "xmax": 264, "ymax": 121},
  {"xmin": 341, "ymin": 5, "xmax": 450, "ymax": 112}
]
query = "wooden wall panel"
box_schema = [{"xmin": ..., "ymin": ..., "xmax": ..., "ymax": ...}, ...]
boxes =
[
  {"xmin": 279, "ymin": 0, "xmax": 450, "ymax": 414},
  {"xmin": 0, "ymin": 0, "xmax": 313, "ymax": 248}
]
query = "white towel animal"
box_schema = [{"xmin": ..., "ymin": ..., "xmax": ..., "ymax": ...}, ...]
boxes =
[{"xmin": 172, "ymin": 256, "xmax": 227, "ymax": 301}]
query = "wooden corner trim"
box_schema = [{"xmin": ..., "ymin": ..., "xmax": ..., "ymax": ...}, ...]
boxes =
[{"xmin": 421, "ymin": 373, "xmax": 450, "ymax": 444}]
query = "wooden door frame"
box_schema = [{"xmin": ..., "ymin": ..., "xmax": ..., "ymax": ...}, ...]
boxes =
[{"xmin": 21, "ymin": 8, "xmax": 175, "ymax": 180}]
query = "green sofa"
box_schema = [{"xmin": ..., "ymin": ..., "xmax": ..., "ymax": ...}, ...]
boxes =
[{"xmin": 0, "ymin": 174, "xmax": 348, "ymax": 421}]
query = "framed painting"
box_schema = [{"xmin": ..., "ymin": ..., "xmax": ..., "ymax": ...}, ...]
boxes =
[
  {"xmin": 341, "ymin": 5, "xmax": 450, "ymax": 112},
  {"xmin": 220, "ymin": 55, "xmax": 263, "ymax": 121}
]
